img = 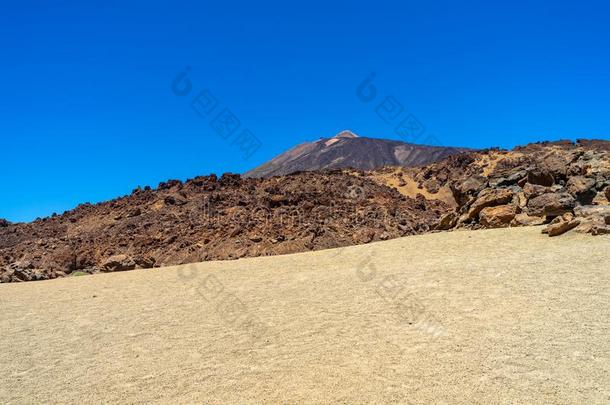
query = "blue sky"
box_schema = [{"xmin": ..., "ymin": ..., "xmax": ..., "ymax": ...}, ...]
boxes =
[{"xmin": 1, "ymin": 0, "xmax": 609, "ymax": 223}]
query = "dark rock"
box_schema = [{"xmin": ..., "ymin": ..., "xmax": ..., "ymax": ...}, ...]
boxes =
[
  {"xmin": 591, "ymin": 225, "xmax": 610, "ymax": 235},
  {"xmin": 527, "ymin": 170, "xmax": 555, "ymax": 187},
  {"xmin": 527, "ymin": 193, "xmax": 576, "ymax": 217},
  {"xmin": 566, "ymin": 176, "xmax": 597, "ymax": 204}
]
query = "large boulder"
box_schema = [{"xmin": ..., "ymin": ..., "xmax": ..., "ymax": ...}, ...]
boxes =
[
  {"xmin": 527, "ymin": 169, "xmax": 555, "ymax": 187},
  {"xmin": 527, "ymin": 193, "xmax": 575, "ymax": 217},
  {"xmin": 479, "ymin": 205, "xmax": 517, "ymax": 228},
  {"xmin": 566, "ymin": 176, "xmax": 596, "ymax": 204},
  {"xmin": 102, "ymin": 254, "xmax": 136, "ymax": 272},
  {"xmin": 467, "ymin": 188, "xmax": 515, "ymax": 220},
  {"xmin": 574, "ymin": 205, "xmax": 610, "ymax": 219},
  {"xmin": 452, "ymin": 175, "xmax": 487, "ymax": 206},
  {"xmin": 523, "ymin": 183, "xmax": 553, "ymax": 200}
]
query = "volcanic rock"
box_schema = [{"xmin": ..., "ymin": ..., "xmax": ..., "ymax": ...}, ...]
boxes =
[
  {"xmin": 102, "ymin": 255, "xmax": 136, "ymax": 272},
  {"xmin": 479, "ymin": 205, "xmax": 517, "ymax": 227},
  {"xmin": 527, "ymin": 193, "xmax": 576, "ymax": 217},
  {"xmin": 467, "ymin": 189, "xmax": 515, "ymax": 220},
  {"xmin": 545, "ymin": 217, "xmax": 580, "ymax": 237},
  {"xmin": 527, "ymin": 169, "xmax": 555, "ymax": 187},
  {"xmin": 566, "ymin": 176, "xmax": 597, "ymax": 204},
  {"xmin": 512, "ymin": 213, "xmax": 545, "ymax": 226}
]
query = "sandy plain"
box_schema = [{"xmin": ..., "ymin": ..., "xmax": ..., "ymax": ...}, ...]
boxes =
[{"xmin": 1, "ymin": 226, "xmax": 609, "ymax": 404}]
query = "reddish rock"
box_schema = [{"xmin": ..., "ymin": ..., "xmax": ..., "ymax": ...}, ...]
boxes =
[
  {"xmin": 479, "ymin": 205, "xmax": 517, "ymax": 228},
  {"xmin": 546, "ymin": 218, "xmax": 580, "ymax": 237},
  {"xmin": 467, "ymin": 189, "xmax": 515, "ymax": 220}
]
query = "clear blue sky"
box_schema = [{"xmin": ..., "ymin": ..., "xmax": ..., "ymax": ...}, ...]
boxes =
[{"xmin": 1, "ymin": 0, "xmax": 609, "ymax": 223}]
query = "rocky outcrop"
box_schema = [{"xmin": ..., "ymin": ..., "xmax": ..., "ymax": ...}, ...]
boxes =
[
  {"xmin": 0, "ymin": 171, "xmax": 447, "ymax": 283},
  {"xmin": 412, "ymin": 139, "xmax": 610, "ymax": 237}
]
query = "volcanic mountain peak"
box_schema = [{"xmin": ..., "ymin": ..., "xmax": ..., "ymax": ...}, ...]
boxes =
[
  {"xmin": 333, "ymin": 130, "xmax": 359, "ymax": 139},
  {"xmin": 244, "ymin": 130, "xmax": 468, "ymax": 178}
]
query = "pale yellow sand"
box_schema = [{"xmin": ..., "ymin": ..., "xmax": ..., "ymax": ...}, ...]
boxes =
[{"xmin": 1, "ymin": 227, "xmax": 609, "ymax": 404}]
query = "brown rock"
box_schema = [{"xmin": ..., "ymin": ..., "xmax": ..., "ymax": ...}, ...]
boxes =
[
  {"xmin": 102, "ymin": 255, "xmax": 136, "ymax": 272},
  {"xmin": 527, "ymin": 170, "xmax": 554, "ymax": 187},
  {"xmin": 467, "ymin": 189, "xmax": 515, "ymax": 220},
  {"xmin": 567, "ymin": 176, "xmax": 596, "ymax": 195},
  {"xmin": 512, "ymin": 213, "xmax": 545, "ymax": 226},
  {"xmin": 566, "ymin": 176, "xmax": 597, "ymax": 204},
  {"xmin": 527, "ymin": 193, "xmax": 576, "ymax": 217},
  {"xmin": 451, "ymin": 175, "xmax": 486, "ymax": 206},
  {"xmin": 574, "ymin": 205, "xmax": 610, "ymax": 223},
  {"xmin": 523, "ymin": 183, "xmax": 553, "ymax": 200},
  {"xmin": 546, "ymin": 218, "xmax": 580, "ymax": 237},
  {"xmin": 353, "ymin": 229, "xmax": 375, "ymax": 244},
  {"xmin": 479, "ymin": 205, "xmax": 517, "ymax": 228},
  {"xmin": 436, "ymin": 212, "xmax": 457, "ymax": 230}
]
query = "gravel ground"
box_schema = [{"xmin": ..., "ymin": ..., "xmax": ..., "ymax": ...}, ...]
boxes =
[{"xmin": 1, "ymin": 226, "xmax": 609, "ymax": 404}]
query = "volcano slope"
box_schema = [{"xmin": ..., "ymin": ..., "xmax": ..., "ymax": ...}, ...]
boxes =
[{"xmin": 1, "ymin": 227, "xmax": 609, "ymax": 403}]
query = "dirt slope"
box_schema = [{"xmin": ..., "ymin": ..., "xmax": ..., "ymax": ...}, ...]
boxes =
[{"xmin": 1, "ymin": 227, "xmax": 608, "ymax": 404}]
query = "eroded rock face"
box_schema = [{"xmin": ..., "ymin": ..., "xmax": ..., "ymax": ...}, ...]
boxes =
[{"xmin": 407, "ymin": 138, "xmax": 609, "ymax": 237}]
